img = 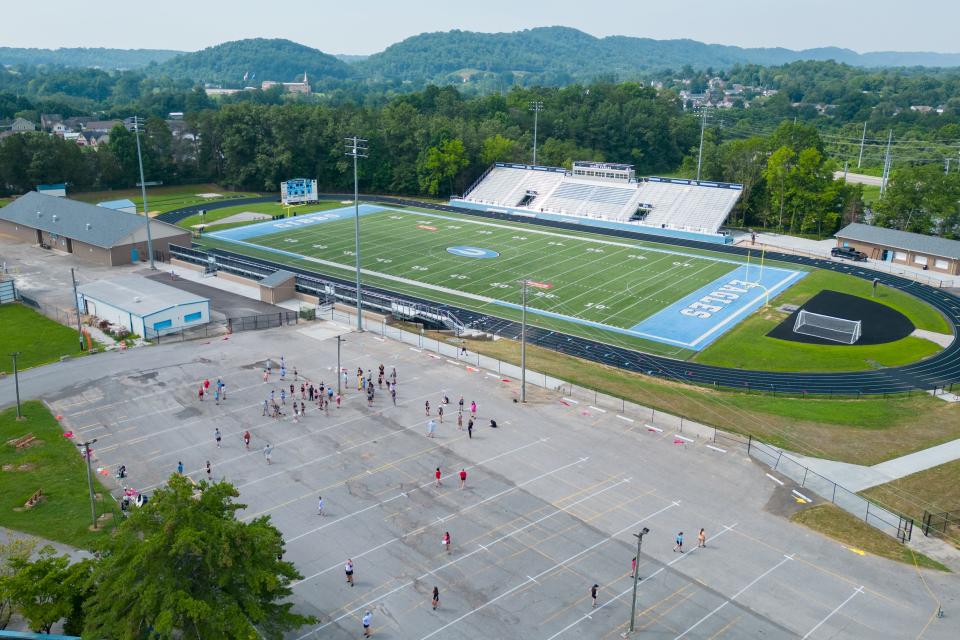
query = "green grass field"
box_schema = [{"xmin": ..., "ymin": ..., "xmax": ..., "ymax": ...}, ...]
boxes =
[
  {"xmin": 178, "ymin": 200, "xmax": 345, "ymax": 230},
  {"xmin": 0, "ymin": 304, "xmax": 89, "ymax": 373},
  {"xmin": 71, "ymin": 183, "xmax": 262, "ymax": 215},
  {"xmin": 0, "ymin": 402, "xmax": 119, "ymax": 548},
  {"xmin": 201, "ymin": 205, "xmax": 784, "ymax": 356}
]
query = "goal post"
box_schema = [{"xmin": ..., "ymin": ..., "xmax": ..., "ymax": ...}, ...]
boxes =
[{"xmin": 793, "ymin": 309, "xmax": 862, "ymax": 344}]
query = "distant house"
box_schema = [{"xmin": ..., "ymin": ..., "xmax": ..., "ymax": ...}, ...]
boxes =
[
  {"xmin": 64, "ymin": 116, "xmax": 92, "ymax": 130},
  {"xmin": 79, "ymin": 130, "xmax": 109, "ymax": 148},
  {"xmin": 83, "ymin": 120, "xmax": 122, "ymax": 133},
  {"xmin": 41, "ymin": 113, "xmax": 63, "ymax": 130},
  {"xmin": 52, "ymin": 122, "xmax": 71, "ymax": 135},
  {"xmin": 9, "ymin": 117, "xmax": 36, "ymax": 132},
  {"xmin": 261, "ymin": 71, "xmax": 311, "ymax": 94}
]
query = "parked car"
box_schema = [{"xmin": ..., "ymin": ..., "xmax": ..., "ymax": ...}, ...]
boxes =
[{"xmin": 831, "ymin": 246, "xmax": 867, "ymax": 261}]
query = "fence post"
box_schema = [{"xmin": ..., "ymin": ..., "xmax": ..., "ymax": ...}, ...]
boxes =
[
  {"xmin": 831, "ymin": 483, "xmax": 836, "ymax": 503},
  {"xmin": 802, "ymin": 468, "xmax": 808, "ymax": 486},
  {"xmin": 747, "ymin": 435, "xmax": 752, "ymax": 454},
  {"xmin": 865, "ymin": 501, "xmax": 871, "ymax": 524}
]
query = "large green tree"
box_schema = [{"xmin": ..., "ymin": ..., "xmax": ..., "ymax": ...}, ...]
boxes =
[
  {"xmin": 873, "ymin": 164, "xmax": 960, "ymax": 236},
  {"xmin": 82, "ymin": 475, "xmax": 314, "ymax": 640},
  {"xmin": 0, "ymin": 547, "xmax": 83, "ymax": 634},
  {"xmin": 417, "ymin": 138, "xmax": 469, "ymax": 196}
]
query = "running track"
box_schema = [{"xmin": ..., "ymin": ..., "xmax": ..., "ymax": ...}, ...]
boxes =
[{"xmin": 159, "ymin": 195, "xmax": 960, "ymax": 395}]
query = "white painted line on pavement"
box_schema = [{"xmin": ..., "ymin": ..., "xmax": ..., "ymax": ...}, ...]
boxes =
[
  {"xmin": 674, "ymin": 434, "xmax": 694, "ymax": 443},
  {"xmin": 673, "ymin": 555, "xmax": 794, "ymax": 639},
  {"xmin": 409, "ymin": 347, "xmax": 422, "ymax": 352},
  {"xmin": 705, "ymin": 445, "xmax": 727, "ymax": 453},
  {"xmin": 792, "ymin": 489, "xmax": 813, "ymax": 503},
  {"xmin": 645, "ymin": 424, "xmax": 662, "ymax": 433},
  {"xmin": 766, "ymin": 473, "xmax": 785, "ymax": 486},
  {"xmin": 801, "ymin": 586, "xmax": 863, "ymax": 639},
  {"xmin": 561, "ymin": 397, "xmax": 579, "ymax": 404},
  {"xmin": 615, "ymin": 415, "xmax": 634, "ymax": 423},
  {"xmin": 588, "ymin": 406, "xmax": 606, "ymax": 413}
]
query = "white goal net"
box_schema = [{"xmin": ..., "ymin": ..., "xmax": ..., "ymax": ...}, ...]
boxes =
[{"xmin": 793, "ymin": 309, "xmax": 862, "ymax": 344}]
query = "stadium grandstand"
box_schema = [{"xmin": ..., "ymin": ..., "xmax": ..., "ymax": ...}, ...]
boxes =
[{"xmin": 452, "ymin": 161, "xmax": 742, "ymax": 244}]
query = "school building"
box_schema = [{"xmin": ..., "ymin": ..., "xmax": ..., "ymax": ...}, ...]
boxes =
[
  {"xmin": 834, "ymin": 222, "xmax": 960, "ymax": 275},
  {"xmin": 77, "ymin": 275, "xmax": 210, "ymax": 338}
]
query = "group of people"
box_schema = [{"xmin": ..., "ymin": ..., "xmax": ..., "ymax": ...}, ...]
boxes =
[
  {"xmin": 425, "ymin": 394, "xmax": 488, "ymax": 439},
  {"xmin": 197, "ymin": 377, "xmax": 227, "ymax": 404}
]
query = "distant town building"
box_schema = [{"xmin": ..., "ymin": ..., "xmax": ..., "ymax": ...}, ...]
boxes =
[
  {"xmin": 262, "ymin": 71, "xmax": 311, "ymax": 94},
  {"xmin": 9, "ymin": 117, "xmax": 36, "ymax": 132},
  {"xmin": 83, "ymin": 120, "xmax": 122, "ymax": 133}
]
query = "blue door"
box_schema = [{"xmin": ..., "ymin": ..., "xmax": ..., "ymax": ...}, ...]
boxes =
[{"xmin": 131, "ymin": 247, "xmax": 139, "ymax": 263}]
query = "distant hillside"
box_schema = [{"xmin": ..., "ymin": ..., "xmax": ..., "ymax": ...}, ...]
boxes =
[
  {"xmin": 357, "ymin": 27, "xmax": 960, "ymax": 85},
  {"xmin": 0, "ymin": 47, "xmax": 181, "ymax": 69},
  {"xmin": 154, "ymin": 38, "xmax": 353, "ymax": 86}
]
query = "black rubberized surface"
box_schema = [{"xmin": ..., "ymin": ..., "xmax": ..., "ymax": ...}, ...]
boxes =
[
  {"xmin": 158, "ymin": 195, "xmax": 960, "ymax": 395},
  {"xmin": 767, "ymin": 290, "xmax": 915, "ymax": 346}
]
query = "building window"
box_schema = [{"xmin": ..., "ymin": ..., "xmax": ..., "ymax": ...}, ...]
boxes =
[
  {"xmin": 935, "ymin": 259, "xmax": 949, "ymax": 269},
  {"xmin": 152, "ymin": 319, "xmax": 173, "ymax": 331},
  {"xmin": 894, "ymin": 251, "xmax": 907, "ymax": 261},
  {"xmin": 914, "ymin": 255, "xmax": 928, "ymax": 266},
  {"xmin": 184, "ymin": 311, "xmax": 202, "ymax": 323}
]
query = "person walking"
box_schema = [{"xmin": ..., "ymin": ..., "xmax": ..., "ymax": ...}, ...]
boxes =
[
  {"xmin": 459, "ymin": 468, "xmax": 467, "ymax": 490},
  {"xmin": 631, "ymin": 556, "xmax": 637, "ymax": 578},
  {"xmin": 205, "ymin": 460, "xmax": 211, "ymax": 480},
  {"xmin": 243, "ymin": 430, "xmax": 251, "ymax": 450},
  {"xmin": 673, "ymin": 531, "xmax": 684, "ymax": 553},
  {"xmin": 426, "ymin": 419, "xmax": 437, "ymax": 438},
  {"xmin": 280, "ymin": 366, "xmax": 286, "ymax": 380},
  {"xmin": 697, "ymin": 528, "xmax": 706, "ymax": 548},
  {"xmin": 341, "ymin": 369, "xmax": 348, "ymax": 390},
  {"xmin": 437, "ymin": 405, "xmax": 444, "ymax": 423},
  {"xmin": 442, "ymin": 531, "xmax": 451, "ymax": 554},
  {"xmin": 361, "ymin": 610, "xmax": 371, "ymax": 637},
  {"xmin": 214, "ymin": 386, "xmax": 220, "ymax": 405},
  {"xmin": 177, "ymin": 460, "xmax": 184, "ymax": 475},
  {"xmin": 470, "ymin": 400, "xmax": 477, "ymax": 418},
  {"xmin": 264, "ymin": 443, "xmax": 273, "ymax": 465},
  {"xmin": 317, "ymin": 495, "xmax": 324, "ymax": 516},
  {"xmin": 391, "ymin": 385, "xmax": 397, "ymax": 406},
  {"xmin": 267, "ymin": 361, "xmax": 272, "ymax": 377},
  {"xmin": 467, "ymin": 418, "xmax": 473, "ymax": 439},
  {"xmin": 432, "ymin": 586, "xmax": 440, "ymax": 610},
  {"xmin": 435, "ymin": 467, "xmax": 442, "ymax": 487},
  {"xmin": 220, "ymin": 380, "xmax": 227, "ymax": 400},
  {"xmin": 591, "ymin": 584, "xmax": 599, "ymax": 608},
  {"xmin": 293, "ymin": 367, "xmax": 298, "ymax": 381},
  {"xmin": 280, "ymin": 389, "xmax": 286, "ymax": 405},
  {"xmin": 262, "ymin": 399, "xmax": 269, "ymax": 416},
  {"xmin": 214, "ymin": 428, "xmax": 222, "ymax": 449},
  {"xmin": 263, "ymin": 368, "xmax": 269, "ymax": 383},
  {"xmin": 345, "ymin": 559, "xmax": 354, "ymax": 587},
  {"xmin": 456, "ymin": 412, "xmax": 463, "ymax": 430},
  {"xmin": 425, "ymin": 400, "xmax": 431, "ymax": 416},
  {"xmin": 198, "ymin": 385, "xmax": 204, "ymax": 402},
  {"xmin": 458, "ymin": 396, "xmax": 464, "ymax": 414}
]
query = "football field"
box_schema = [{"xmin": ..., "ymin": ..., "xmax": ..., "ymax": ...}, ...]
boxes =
[{"xmin": 204, "ymin": 205, "xmax": 806, "ymax": 356}]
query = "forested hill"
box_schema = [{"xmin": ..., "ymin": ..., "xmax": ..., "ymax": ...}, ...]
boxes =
[
  {"xmin": 0, "ymin": 47, "xmax": 181, "ymax": 69},
  {"xmin": 153, "ymin": 39, "xmax": 354, "ymax": 86},
  {"xmin": 356, "ymin": 27, "xmax": 960, "ymax": 85}
]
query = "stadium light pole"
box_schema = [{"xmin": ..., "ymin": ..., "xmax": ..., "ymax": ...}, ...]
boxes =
[
  {"xmin": 9, "ymin": 352, "xmax": 22, "ymax": 420},
  {"xmin": 695, "ymin": 105, "xmax": 711, "ymax": 182},
  {"xmin": 529, "ymin": 101, "xmax": 544, "ymax": 165},
  {"xmin": 76, "ymin": 438, "xmax": 98, "ymax": 529},
  {"xmin": 345, "ymin": 136, "xmax": 368, "ymax": 331},
  {"xmin": 132, "ymin": 116, "xmax": 155, "ymax": 269},
  {"xmin": 626, "ymin": 527, "xmax": 650, "ymax": 636},
  {"xmin": 70, "ymin": 267, "xmax": 84, "ymax": 351}
]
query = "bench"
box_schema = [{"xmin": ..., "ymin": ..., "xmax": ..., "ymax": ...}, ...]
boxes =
[
  {"xmin": 8, "ymin": 433, "xmax": 35, "ymax": 449},
  {"xmin": 24, "ymin": 489, "xmax": 43, "ymax": 508}
]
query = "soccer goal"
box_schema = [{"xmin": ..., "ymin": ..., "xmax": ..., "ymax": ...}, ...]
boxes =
[{"xmin": 793, "ymin": 309, "xmax": 862, "ymax": 344}]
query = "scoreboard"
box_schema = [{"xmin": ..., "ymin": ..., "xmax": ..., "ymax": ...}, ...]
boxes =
[{"xmin": 281, "ymin": 178, "xmax": 318, "ymax": 205}]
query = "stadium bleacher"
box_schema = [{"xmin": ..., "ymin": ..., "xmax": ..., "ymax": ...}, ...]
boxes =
[{"xmin": 459, "ymin": 163, "xmax": 742, "ymax": 237}]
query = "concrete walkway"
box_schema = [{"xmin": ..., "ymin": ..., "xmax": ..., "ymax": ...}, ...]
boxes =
[{"xmin": 793, "ymin": 437, "xmax": 960, "ymax": 493}]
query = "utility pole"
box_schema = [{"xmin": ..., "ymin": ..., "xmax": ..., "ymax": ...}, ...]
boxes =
[
  {"xmin": 857, "ymin": 121, "xmax": 867, "ymax": 169},
  {"xmin": 518, "ymin": 279, "xmax": 528, "ymax": 403},
  {"xmin": 880, "ymin": 130, "xmax": 893, "ymax": 198},
  {"xmin": 132, "ymin": 116, "xmax": 155, "ymax": 269},
  {"xmin": 529, "ymin": 101, "xmax": 544, "ymax": 165},
  {"xmin": 696, "ymin": 106, "xmax": 711, "ymax": 182},
  {"xmin": 76, "ymin": 438, "xmax": 98, "ymax": 529},
  {"xmin": 345, "ymin": 136, "xmax": 368, "ymax": 331},
  {"xmin": 70, "ymin": 268, "xmax": 84, "ymax": 351},
  {"xmin": 843, "ymin": 160, "xmax": 848, "ymax": 182},
  {"xmin": 9, "ymin": 352, "xmax": 22, "ymax": 420},
  {"xmin": 626, "ymin": 527, "xmax": 650, "ymax": 635}
]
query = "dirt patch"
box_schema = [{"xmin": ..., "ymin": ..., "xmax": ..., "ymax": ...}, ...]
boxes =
[{"xmin": 17, "ymin": 463, "xmax": 35, "ymax": 472}]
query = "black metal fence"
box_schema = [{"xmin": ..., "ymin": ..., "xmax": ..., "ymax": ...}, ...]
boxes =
[
  {"xmin": 922, "ymin": 509, "xmax": 960, "ymax": 541},
  {"xmin": 145, "ymin": 311, "xmax": 298, "ymax": 343}
]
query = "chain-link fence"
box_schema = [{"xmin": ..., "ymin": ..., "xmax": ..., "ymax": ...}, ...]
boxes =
[
  {"xmin": 18, "ymin": 293, "xmax": 79, "ymax": 327},
  {"xmin": 145, "ymin": 311, "xmax": 298, "ymax": 343}
]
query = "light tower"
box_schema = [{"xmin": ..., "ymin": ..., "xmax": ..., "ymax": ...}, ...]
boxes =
[
  {"xmin": 529, "ymin": 101, "xmax": 544, "ymax": 165},
  {"xmin": 345, "ymin": 136, "xmax": 368, "ymax": 330},
  {"xmin": 132, "ymin": 116, "xmax": 155, "ymax": 269}
]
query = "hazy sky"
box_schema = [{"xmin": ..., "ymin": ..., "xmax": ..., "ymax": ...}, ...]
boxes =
[{"xmin": 1, "ymin": 0, "xmax": 956, "ymax": 54}]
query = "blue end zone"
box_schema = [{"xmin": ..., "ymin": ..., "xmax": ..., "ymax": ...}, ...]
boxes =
[
  {"xmin": 207, "ymin": 205, "xmax": 387, "ymax": 241},
  {"xmin": 627, "ymin": 265, "xmax": 807, "ymax": 350}
]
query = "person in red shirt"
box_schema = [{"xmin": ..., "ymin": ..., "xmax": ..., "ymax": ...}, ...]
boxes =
[
  {"xmin": 459, "ymin": 469, "xmax": 467, "ymax": 490},
  {"xmin": 435, "ymin": 467, "xmax": 442, "ymax": 487}
]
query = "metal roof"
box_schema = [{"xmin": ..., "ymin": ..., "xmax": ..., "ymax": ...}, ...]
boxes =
[
  {"xmin": 0, "ymin": 191, "xmax": 181, "ymax": 248},
  {"xmin": 835, "ymin": 222, "xmax": 960, "ymax": 260},
  {"xmin": 258, "ymin": 269, "xmax": 295, "ymax": 288},
  {"xmin": 97, "ymin": 198, "xmax": 137, "ymax": 210},
  {"xmin": 77, "ymin": 276, "xmax": 208, "ymax": 317}
]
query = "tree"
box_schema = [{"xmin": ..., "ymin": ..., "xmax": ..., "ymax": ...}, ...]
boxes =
[
  {"xmin": 83, "ymin": 475, "xmax": 314, "ymax": 640},
  {"xmin": 417, "ymin": 138, "xmax": 468, "ymax": 196},
  {"xmin": 1, "ymin": 546, "xmax": 76, "ymax": 634},
  {"xmin": 0, "ymin": 537, "xmax": 36, "ymax": 629},
  {"xmin": 480, "ymin": 134, "xmax": 516, "ymax": 164}
]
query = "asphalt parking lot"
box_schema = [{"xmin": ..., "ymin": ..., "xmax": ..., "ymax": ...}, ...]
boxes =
[{"xmin": 3, "ymin": 322, "xmax": 956, "ymax": 639}]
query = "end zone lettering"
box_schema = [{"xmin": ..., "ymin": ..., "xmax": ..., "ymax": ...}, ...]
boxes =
[{"xmin": 679, "ymin": 279, "xmax": 758, "ymax": 319}]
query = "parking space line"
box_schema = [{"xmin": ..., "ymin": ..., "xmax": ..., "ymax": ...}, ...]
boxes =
[
  {"xmin": 800, "ymin": 586, "xmax": 863, "ymax": 639},
  {"xmin": 673, "ymin": 554, "xmax": 794, "ymax": 639}
]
